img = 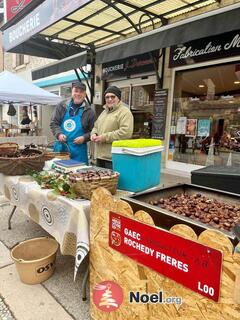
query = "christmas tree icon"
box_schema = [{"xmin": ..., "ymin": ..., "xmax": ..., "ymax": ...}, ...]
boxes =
[{"xmin": 99, "ymin": 283, "xmax": 118, "ymax": 309}]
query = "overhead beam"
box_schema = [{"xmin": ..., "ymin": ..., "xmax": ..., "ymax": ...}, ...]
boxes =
[
  {"xmin": 87, "ymin": 16, "xmax": 160, "ymax": 47},
  {"xmin": 101, "ymin": 0, "xmax": 140, "ymax": 33},
  {"xmin": 159, "ymin": 0, "xmax": 218, "ymax": 19},
  {"xmin": 115, "ymin": 0, "xmax": 162, "ymax": 19},
  {"xmin": 73, "ymin": 0, "xmax": 166, "ymax": 42},
  {"xmin": 65, "ymin": 17, "xmax": 125, "ymax": 36},
  {"xmin": 49, "ymin": 17, "xmax": 125, "ymax": 39}
]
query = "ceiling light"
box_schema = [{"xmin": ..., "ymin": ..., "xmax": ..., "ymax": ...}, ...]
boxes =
[
  {"xmin": 234, "ymin": 81, "xmax": 240, "ymax": 84},
  {"xmin": 198, "ymin": 85, "xmax": 205, "ymax": 88}
]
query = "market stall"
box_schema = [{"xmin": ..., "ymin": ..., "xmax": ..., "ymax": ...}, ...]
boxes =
[
  {"xmin": 0, "ymin": 139, "xmax": 164, "ymax": 289},
  {"xmin": 0, "ymin": 71, "xmax": 62, "ymax": 104},
  {"xmin": 90, "ymin": 187, "xmax": 240, "ymax": 319},
  {"xmin": 0, "ymin": 70, "xmax": 62, "ymax": 138},
  {"xmin": 0, "ymin": 158, "xmax": 122, "ymax": 286}
]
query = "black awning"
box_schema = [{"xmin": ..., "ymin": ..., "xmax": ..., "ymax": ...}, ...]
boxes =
[
  {"xmin": 32, "ymin": 5, "xmax": 240, "ymax": 80},
  {"xmin": 32, "ymin": 51, "xmax": 87, "ymax": 80},
  {"xmin": 9, "ymin": 37, "xmax": 83, "ymax": 60},
  {"xmin": 96, "ymin": 5, "xmax": 240, "ymax": 64}
]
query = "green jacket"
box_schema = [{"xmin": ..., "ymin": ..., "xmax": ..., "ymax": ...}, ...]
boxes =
[{"xmin": 91, "ymin": 101, "xmax": 134, "ymax": 160}]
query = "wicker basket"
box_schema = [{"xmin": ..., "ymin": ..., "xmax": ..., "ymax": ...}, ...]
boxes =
[
  {"xmin": 69, "ymin": 172, "xmax": 119, "ymax": 200},
  {"xmin": 0, "ymin": 149, "xmax": 45, "ymax": 176},
  {"xmin": 43, "ymin": 141, "xmax": 70, "ymax": 161},
  {"xmin": 44, "ymin": 151, "xmax": 70, "ymax": 161},
  {"xmin": 0, "ymin": 143, "xmax": 18, "ymax": 156}
]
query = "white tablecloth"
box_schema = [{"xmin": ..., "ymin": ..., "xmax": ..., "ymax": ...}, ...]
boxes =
[{"xmin": 0, "ymin": 174, "xmax": 90, "ymax": 279}]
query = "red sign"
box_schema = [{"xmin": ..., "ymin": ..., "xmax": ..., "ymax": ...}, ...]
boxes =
[
  {"xmin": 109, "ymin": 212, "xmax": 223, "ymax": 302},
  {"xmin": 5, "ymin": 0, "xmax": 33, "ymax": 22}
]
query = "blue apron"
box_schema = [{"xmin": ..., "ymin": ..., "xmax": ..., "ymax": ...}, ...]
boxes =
[{"xmin": 54, "ymin": 102, "xmax": 88, "ymax": 164}]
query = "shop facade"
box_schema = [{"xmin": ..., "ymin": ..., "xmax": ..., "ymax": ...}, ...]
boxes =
[{"xmin": 164, "ymin": 29, "xmax": 240, "ymax": 172}]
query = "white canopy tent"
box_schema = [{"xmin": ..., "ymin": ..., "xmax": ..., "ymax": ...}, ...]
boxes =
[{"xmin": 0, "ymin": 71, "xmax": 62, "ymax": 104}]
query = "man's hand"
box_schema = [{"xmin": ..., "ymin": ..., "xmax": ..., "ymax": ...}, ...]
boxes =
[
  {"xmin": 91, "ymin": 134, "xmax": 98, "ymax": 142},
  {"xmin": 73, "ymin": 136, "xmax": 85, "ymax": 144},
  {"xmin": 58, "ymin": 134, "xmax": 67, "ymax": 142}
]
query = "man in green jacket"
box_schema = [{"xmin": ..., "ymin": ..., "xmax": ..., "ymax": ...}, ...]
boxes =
[{"xmin": 91, "ymin": 86, "xmax": 134, "ymax": 169}]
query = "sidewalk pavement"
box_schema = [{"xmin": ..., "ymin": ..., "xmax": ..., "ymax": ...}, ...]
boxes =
[{"xmin": 0, "ymin": 172, "xmax": 190, "ymax": 320}]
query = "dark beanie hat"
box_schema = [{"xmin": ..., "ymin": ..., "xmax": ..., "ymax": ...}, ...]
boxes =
[{"xmin": 104, "ymin": 86, "xmax": 121, "ymax": 100}]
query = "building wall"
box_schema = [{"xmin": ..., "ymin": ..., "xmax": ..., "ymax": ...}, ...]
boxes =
[
  {"xmin": 0, "ymin": 30, "xmax": 3, "ymax": 72},
  {"xmin": 162, "ymin": 48, "xmax": 174, "ymax": 167},
  {"xmin": 4, "ymin": 52, "xmax": 55, "ymax": 77},
  {"xmin": 0, "ymin": 1, "xmax": 3, "ymax": 72}
]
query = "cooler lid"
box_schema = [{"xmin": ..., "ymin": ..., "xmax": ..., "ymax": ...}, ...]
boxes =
[
  {"xmin": 112, "ymin": 138, "xmax": 162, "ymax": 148},
  {"xmin": 192, "ymin": 166, "xmax": 240, "ymax": 177},
  {"xmin": 112, "ymin": 146, "xmax": 164, "ymax": 156}
]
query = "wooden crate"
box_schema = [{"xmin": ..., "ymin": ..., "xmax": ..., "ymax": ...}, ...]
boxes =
[{"xmin": 90, "ymin": 187, "xmax": 240, "ymax": 320}]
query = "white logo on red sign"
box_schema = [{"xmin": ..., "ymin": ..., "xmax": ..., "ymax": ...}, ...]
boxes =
[
  {"xmin": 111, "ymin": 231, "xmax": 121, "ymax": 247},
  {"xmin": 112, "ymin": 217, "xmax": 121, "ymax": 231},
  {"xmin": 11, "ymin": 0, "xmax": 27, "ymax": 14}
]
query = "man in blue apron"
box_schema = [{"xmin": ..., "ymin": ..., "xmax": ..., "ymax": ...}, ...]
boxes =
[{"xmin": 50, "ymin": 82, "xmax": 94, "ymax": 164}]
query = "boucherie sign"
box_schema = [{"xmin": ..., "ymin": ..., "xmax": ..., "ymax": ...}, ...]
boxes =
[
  {"xmin": 3, "ymin": 0, "xmax": 91, "ymax": 51},
  {"xmin": 5, "ymin": 0, "xmax": 33, "ymax": 22},
  {"xmin": 102, "ymin": 50, "xmax": 158, "ymax": 80},
  {"xmin": 169, "ymin": 29, "xmax": 240, "ymax": 68},
  {"xmin": 109, "ymin": 212, "xmax": 223, "ymax": 302}
]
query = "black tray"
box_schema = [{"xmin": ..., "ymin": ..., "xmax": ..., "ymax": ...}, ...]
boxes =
[
  {"xmin": 122, "ymin": 183, "xmax": 240, "ymax": 246},
  {"xmin": 191, "ymin": 166, "xmax": 240, "ymax": 194}
]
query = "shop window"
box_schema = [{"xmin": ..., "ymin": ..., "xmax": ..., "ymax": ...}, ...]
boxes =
[
  {"xmin": 170, "ymin": 62, "xmax": 240, "ymax": 166},
  {"xmin": 16, "ymin": 54, "xmax": 25, "ymax": 67},
  {"xmin": 106, "ymin": 83, "xmax": 155, "ymax": 138},
  {"xmin": 131, "ymin": 85, "xmax": 154, "ymax": 110},
  {"xmin": 131, "ymin": 84, "xmax": 155, "ymax": 138},
  {"xmin": 120, "ymin": 87, "xmax": 130, "ymax": 106}
]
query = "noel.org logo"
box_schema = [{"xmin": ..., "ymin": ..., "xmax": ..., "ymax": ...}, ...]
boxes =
[{"xmin": 93, "ymin": 281, "xmax": 123, "ymax": 312}]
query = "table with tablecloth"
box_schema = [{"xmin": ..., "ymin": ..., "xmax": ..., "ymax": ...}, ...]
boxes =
[{"xmin": 0, "ymin": 174, "xmax": 90, "ymax": 280}]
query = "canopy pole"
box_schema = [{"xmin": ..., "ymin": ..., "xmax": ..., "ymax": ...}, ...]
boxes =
[
  {"xmin": 74, "ymin": 47, "xmax": 95, "ymax": 105},
  {"xmin": 29, "ymin": 103, "xmax": 33, "ymax": 121},
  {"xmin": 88, "ymin": 47, "xmax": 95, "ymax": 105}
]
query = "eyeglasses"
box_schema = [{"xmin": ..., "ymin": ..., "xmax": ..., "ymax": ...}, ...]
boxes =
[{"xmin": 105, "ymin": 95, "xmax": 116, "ymax": 100}]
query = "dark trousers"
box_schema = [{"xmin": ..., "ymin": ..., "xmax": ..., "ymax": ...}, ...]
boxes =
[{"xmin": 96, "ymin": 158, "xmax": 112, "ymax": 169}]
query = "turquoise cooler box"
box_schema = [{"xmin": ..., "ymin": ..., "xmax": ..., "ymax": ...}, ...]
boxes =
[{"xmin": 112, "ymin": 146, "xmax": 164, "ymax": 192}]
